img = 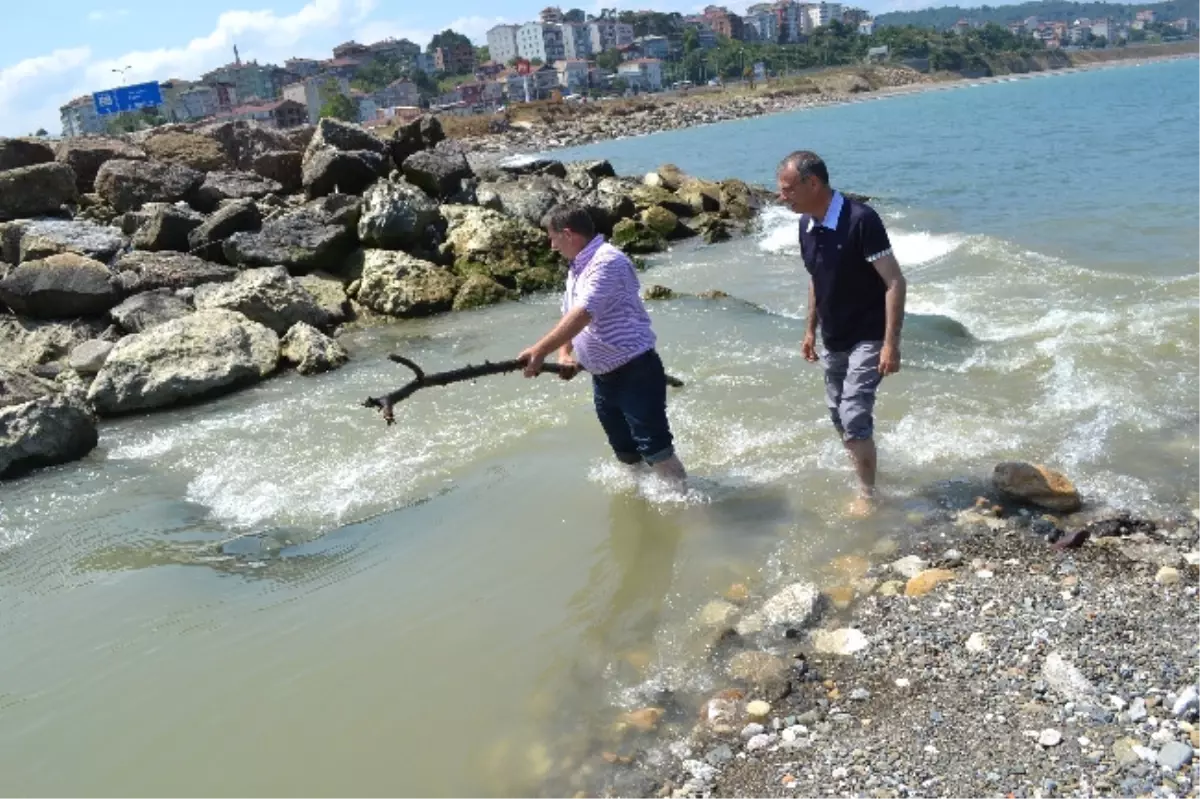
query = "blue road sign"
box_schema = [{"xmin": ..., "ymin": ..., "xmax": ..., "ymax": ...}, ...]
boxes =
[{"xmin": 92, "ymin": 81, "xmax": 164, "ymax": 116}]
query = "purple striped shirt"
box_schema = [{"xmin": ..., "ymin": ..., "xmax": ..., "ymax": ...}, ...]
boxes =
[{"xmin": 561, "ymin": 235, "xmax": 656, "ymax": 374}]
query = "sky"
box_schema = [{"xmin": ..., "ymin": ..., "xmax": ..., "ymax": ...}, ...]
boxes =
[{"xmin": 3, "ymin": 0, "xmax": 984, "ymax": 136}]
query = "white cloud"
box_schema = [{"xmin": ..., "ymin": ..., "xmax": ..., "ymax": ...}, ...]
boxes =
[{"xmin": 88, "ymin": 9, "xmax": 131, "ymax": 22}]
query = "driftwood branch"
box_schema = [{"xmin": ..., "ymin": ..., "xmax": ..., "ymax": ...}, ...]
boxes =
[{"xmin": 362, "ymin": 354, "xmax": 684, "ymax": 425}]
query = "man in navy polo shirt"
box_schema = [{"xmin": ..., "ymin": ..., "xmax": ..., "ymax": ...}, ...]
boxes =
[{"xmin": 776, "ymin": 150, "xmax": 907, "ymax": 514}]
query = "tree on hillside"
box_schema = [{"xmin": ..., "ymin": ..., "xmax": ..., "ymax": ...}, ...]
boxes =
[
  {"xmin": 427, "ymin": 29, "xmax": 472, "ymax": 54},
  {"xmin": 564, "ymin": 7, "xmax": 586, "ymax": 22},
  {"xmin": 35, "ymin": 128, "xmax": 48, "ymax": 137},
  {"xmin": 595, "ymin": 49, "xmax": 622, "ymax": 71},
  {"xmin": 320, "ymin": 83, "xmax": 360, "ymax": 122},
  {"xmin": 477, "ymin": 45, "xmax": 490, "ymax": 62}
]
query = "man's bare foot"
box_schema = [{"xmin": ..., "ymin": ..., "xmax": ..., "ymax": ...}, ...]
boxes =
[{"xmin": 846, "ymin": 495, "xmax": 877, "ymax": 518}]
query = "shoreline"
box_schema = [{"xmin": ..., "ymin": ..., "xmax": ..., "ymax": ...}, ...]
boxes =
[
  {"xmin": 454, "ymin": 47, "xmax": 1199, "ymax": 158},
  {"xmin": 570, "ymin": 492, "xmax": 1200, "ymax": 799}
]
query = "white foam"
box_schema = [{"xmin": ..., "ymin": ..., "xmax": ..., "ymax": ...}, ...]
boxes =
[{"xmin": 756, "ymin": 205, "xmax": 962, "ymax": 266}]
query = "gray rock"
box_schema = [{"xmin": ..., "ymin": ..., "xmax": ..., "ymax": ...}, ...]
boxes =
[
  {"xmin": 357, "ymin": 177, "xmax": 443, "ymax": 250},
  {"xmin": 301, "ymin": 148, "xmax": 387, "ymax": 199},
  {"xmin": 0, "ymin": 137, "xmax": 56, "ymax": 171},
  {"xmin": 16, "ymin": 219, "xmax": 127, "ymax": 264},
  {"xmin": 389, "ymin": 114, "xmax": 445, "ymax": 166},
  {"xmin": 476, "ymin": 174, "xmax": 578, "ymax": 228},
  {"xmin": 745, "ymin": 733, "xmax": 773, "ymax": 752},
  {"xmin": 0, "ymin": 253, "xmax": 119, "ymax": 318},
  {"xmin": 223, "ymin": 201, "xmax": 357, "ymax": 275},
  {"xmin": 0, "ymin": 162, "xmax": 79, "ymax": 221},
  {"xmin": 187, "ymin": 198, "xmax": 262, "ymax": 255},
  {"xmin": 94, "ymin": 159, "xmax": 203, "ymax": 213},
  {"xmin": 191, "ymin": 170, "xmax": 282, "ymax": 213},
  {"xmin": 402, "ymin": 146, "xmax": 473, "ymax": 199},
  {"xmin": 295, "ymin": 273, "xmax": 350, "ymax": 325},
  {"xmin": 67, "ymin": 339, "xmax": 114, "ymax": 375},
  {"xmin": 109, "ymin": 289, "xmax": 193, "ymax": 334},
  {"xmin": 280, "ymin": 321, "xmax": 348, "ymax": 376},
  {"xmin": 891, "ymin": 555, "xmax": 929, "ymax": 579},
  {"xmin": 306, "ymin": 117, "xmax": 387, "ymax": 156},
  {"xmin": 1120, "ymin": 541, "xmax": 1185, "ymax": 568},
  {"xmin": 114, "ymin": 251, "xmax": 237, "ymax": 293},
  {"xmin": 1042, "ymin": 651, "xmax": 1098, "ymax": 703},
  {"xmin": 1173, "ymin": 686, "xmax": 1199, "ymax": 718},
  {"xmin": 1038, "ymin": 728, "xmax": 1062, "ymax": 747},
  {"xmin": 1158, "ymin": 741, "xmax": 1194, "ymax": 770},
  {"xmin": 0, "ymin": 380, "xmax": 97, "ymax": 479},
  {"xmin": 736, "ymin": 581, "xmax": 820, "ymax": 634},
  {"xmin": 196, "ymin": 120, "xmax": 300, "ymax": 170},
  {"xmin": 0, "ymin": 317, "xmax": 106, "ymax": 370},
  {"xmin": 740, "ymin": 723, "xmax": 765, "ymax": 739},
  {"xmin": 351, "ymin": 249, "xmax": 461, "ymax": 317},
  {"xmin": 850, "ymin": 687, "xmax": 871, "ymax": 701},
  {"xmin": 251, "ymin": 150, "xmax": 302, "ymax": 192},
  {"xmin": 55, "ymin": 137, "xmax": 147, "ymax": 192},
  {"xmin": 726, "ymin": 650, "xmax": 791, "ymax": 701},
  {"xmin": 705, "ymin": 744, "xmax": 733, "ymax": 766},
  {"xmin": 87, "ymin": 309, "xmax": 280, "ymax": 415},
  {"xmin": 193, "ymin": 266, "xmax": 330, "ymax": 334},
  {"xmin": 1128, "ymin": 696, "xmax": 1147, "ymax": 722},
  {"xmin": 131, "ymin": 205, "xmax": 204, "ymax": 252}
]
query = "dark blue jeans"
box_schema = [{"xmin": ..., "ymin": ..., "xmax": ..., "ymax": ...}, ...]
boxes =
[{"xmin": 591, "ymin": 349, "xmax": 676, "ymax": 465}]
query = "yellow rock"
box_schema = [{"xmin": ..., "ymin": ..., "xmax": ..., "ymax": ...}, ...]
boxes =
[
  {"xmin": 824, "ymin": 584, "xmax": 856, "ymax": 609},
  {"xmin": 877, "ymin": 580, "xmax": 904, "ymax": 596},
  {"xmin": 621, "ymin": 707, "xmax": 664, "ymax": 732},
  {"xmin": 992, "ymin": 461, "xmax": 1082, "ymax": 512},
  {"xmin": 724, "ymin": 582, "xmax": 750, "ymax": 603},
  {"xmin": 746, "ymin": 699, "xmax": 771, "ymax": 719},
  {"xmin": 827, "ymin": 554, "xmax": 870, "ymax": 580},
  {"xmin": 904, "ymin": 568, "xmax": 957, "ymax": 597}
]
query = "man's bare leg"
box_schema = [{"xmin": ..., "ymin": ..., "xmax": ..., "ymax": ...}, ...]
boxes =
[{"xmin": 843, "ymin": 438, "xmax": 877, "ymax": 515}]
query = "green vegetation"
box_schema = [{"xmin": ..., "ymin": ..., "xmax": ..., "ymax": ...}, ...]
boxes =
[
  {"xmin": 319, "ymin": 83, "xmax": 360, "ymax": 122},
  {"xmin": 876, "ymin": 0, "xmax": 1199, "ymax": 29},
  {"xmin": 428, "ymin": 29, "xmax": 473, "ymax": 54},
  {"xmin": 104, "ymin": 107, "xmax": 166, "ymax": 134}
]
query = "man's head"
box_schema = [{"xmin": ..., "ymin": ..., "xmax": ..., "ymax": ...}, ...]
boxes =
[
  {"xmin": 776, "ymin": 150, "xmax": 832, "ymax": 216},
  {"xmin": 542, "ymin": 205, "xmax": 596, "ymax": 261}
]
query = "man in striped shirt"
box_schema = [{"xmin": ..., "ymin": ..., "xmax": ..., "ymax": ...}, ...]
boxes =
[{"xmin": 518, "ymin": 205, "xmax": 687, "ymax": 483}]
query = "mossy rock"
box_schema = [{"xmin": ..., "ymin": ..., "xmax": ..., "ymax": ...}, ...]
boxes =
[
  {"xmin": 611, "ymin": 219, "xmax": 667, "ymax": 255},
  {"xmin": 690, "ymin": 213, "xmax": 733, "ymax": 245},
  {"xmin": 643, "ymin": 284, "xmax": 675, "ymax": 301},
  {"xmin": 655, "ymin": 163, "xmax": 688, "ymax": 192},
  {"xmin": 453, "ymin": 274, "xmax": 514, "ymax": 311},
  {"xmin": 676, "ymin": 179, "xmax": 722, "ymax": 214},
  {"xmin": 629, "ymin": 185, "xmax": 693, "ymax": 218},
  {"xmin": 640, "ymin": 205, "xmax": 679, "ymax": 239},
  {"xmin": 441, "ymin": 204, "xmax": 556, "ymax": 281},
  {"xmin": 515, "ymin": 265, "xmax": 566, "ymax": 294}
]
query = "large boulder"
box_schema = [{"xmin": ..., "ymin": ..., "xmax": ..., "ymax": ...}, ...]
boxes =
[
  {"xmin": 676, "ymin": 179, "xmax": 722, "ymax": 214},
  {"xmin": 0, "ymin": 253, "xmax": 120, "ymax": 318},
  {"xmin": 131, "ymin": 205, "xmax": 205, "ymax": 252},
  {"xmin": 223, "ymin": 197, "xmax": 359, "ymax": 275},
  {"xmin": 142, "ymin": 131, "xmax": 230, "ymax": 172},
  {"xmin": 440, "ymin": 204, "xmax": 559, "ymax": 288},
  {"xmin": 280, "ymin": 322, "xmax": 348, "ymax": 376},
  {"xmin": 196, "ymin": 120, "xmax": 299, "ymax": 170},
  {"xmin": 193, "ymin": 266, "xmax": 331, "ymax": 334},
  {"xmin": 113, "ymin": 250, "xmax": 237, "ymax": 293},
  {"xmin": 302, "ymin": 148, "xmax": 388, "ymax": 199},
  {"xmin": 191, "ymin": 170, "xmax": 283, "ymax": 213},
  {"xmin": 296, "ymin": 273, "xmax": 350, "ymax": 325},
  {"xmin": 564, "ymin": 159, "xmax": 616, "ymax": 190},
  {"xmin": 0, "ymin": 368, "xmax": 98, "ymax": 479},
  {"xmin": 55, "ymin": 137, "xmax": 147, "ymax": 192},
  {"xmin": 15, "ymin": 219, "xmax": 128, "ymax": 264},
  {"xmin": 109, "ymin": 289, "xmax": 193, "ymax": 334},
  {"xmin": 87, "ymin": 309, "xmax": 280, "ymax": 415},
  {"xmin": 0, "ymin": 163, "xmax": 79, "ymax": 221},
  {"xmin": 251, "ymin": 150, "xmax": 303, "ymax": 192},
  {"xmin": 589, "ymin": 177, "xmax": 638, "ymax": 234},
  {"xmin": 629, "ymin": 184, "xmax": 694, "ymax": 218},
  {"xmin": 352, "ymin": 250, "xmax": 462, "ymax": 317},
  {"xmin": 187, "ymin": 198, "xmax": 262, "ymax": 258},
  {"xmin": 0, "ymin": 138, "xmax": 55, "ymax": 172},
  {"xmin": 476, "ymin": 174, "xmax": 579, "ymax": 228},
  {"xmin": 389, "ymin": 114, "xmax": 444, "ymax": 166},
  {"xmin": 357, "ymin": 177, "xmax": 443, "ymax": 250},
  {"xmin": 992, "ymin": 462, "xmax": 1082, "ymax": 512},
  {"xmin": 68, "ymin": 339, "xmax": 115, "ymax": 375},
  {"xmin": 453, "ymin": 273, "xmax": 514, "ymax": 312},
  {"xmin": 95, "ymin": 159, "xmax": 203, "ymax": 213},
  {"xmin": 306, "ymin": 118, "xmax": 387, "ymax": 157},
  {"xmin": 402, "ymin": 145, "xmax": 473, "ymax": 199},
  {"xmin": 0, "ymin": 317, "xmax": 107, "ymax": 370},
  {"xmin": 611, "ymin": 219, "xmax": 667, "ymax": 255}
]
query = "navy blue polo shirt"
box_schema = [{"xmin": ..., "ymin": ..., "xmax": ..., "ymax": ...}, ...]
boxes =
[{"xmin": 798, "ymin": 191, "xmax": 894, "ymax": 352}]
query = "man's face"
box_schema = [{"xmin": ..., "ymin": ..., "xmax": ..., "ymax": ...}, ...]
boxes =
[
  {"xmin": 547, "ymin": 226, "xmax": 584, "ymax": 259},
  {"xmin": 777, "ymin": 164, "xmax": 817, "ymax": 215}
]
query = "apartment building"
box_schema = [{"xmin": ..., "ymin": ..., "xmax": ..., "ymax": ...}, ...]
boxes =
[
  {"xmin": 215, "ymin": 98, "xmax": 308, "ymax": 128},
  {"xmin": 588, "ymin": 19, "xmax": 634, "ymax": 52},
  {"xmin": 517, "ymin": 22, "xmax": 566, "ymax": 62},
  {"xmin": 60, "ymin": 95, "xmax": 105, "ymax": 137},
  {"xmin": 704, "ymin": 6, "xmax": 745, "ymax": 39},
  {"xmin": 284, "ymin": 58, "xmax": 322, "ymax": 77},
  {"xmin": 373, "ymin": 79, "xmax": 420, "ymax": 109},
  {"xmin": 434, "ymin": 43, "xmax": 477, "ymax": 73},
  {"xmin": 282, "ymin": 75, "xmax": 351, "ymax": 124},
  {"xmin": 562, "ymin": 22, "xmax": 593, "ymax": 59},
  {"xmin": 487, "ymin": 24, "xmax": 521, "ymax": 64},
  {"xmin": 554, "ymin": 59, "xmax": 591, "ymax": 93},
  {"xmin": 807, "ymin": 2, "xmax": 843, "ymax": 30},
  {"xmin": 200, "ymin": 59, "xmax": 283, "ymax": 103},
  {"xmin": 617, "ymin": 58, "xmax": 664, "ymax": 91},
  {"xmin": 746, "ymin": 11, "xmax": 781, "ymax": 42}
]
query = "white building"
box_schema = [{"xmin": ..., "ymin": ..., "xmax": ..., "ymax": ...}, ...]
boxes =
[
  {"xmin": 487, "ymin": 24, "xmax": 520, "ymax": 65},
  {"xmin": 747, "ymin": 11, "xmax": 780, "ymax": 42},
  {"xmin": 806, "ymin": 2, "xmax": 843, "ymax": 30},
  {"xmin": 518, "ymin": 22, "xmax": 566, "ymax": 63},
  {"xmin": 858, "ymin": 18, "xmax": 875, "ymax": 34},
  {"xmin": 562, "ymin": 22, "xmax": 593, "ymax": 59},
  {"xmin": 555, "ymin": 59, "xmax": 591, "ymax": 92},
  {"xmin": 282, "ymin": 75, "xmax": 351, "ymax": 124},
  {"xmin": 1090, "ymin": 17, "xmax": 1116, "ymax": 40},
  {"xmin": 617, "ymin": 58, "xmax": 663, "ymax": 92},
  {"xmin": 588, "ymin": 19, "xmax": 634, "ymax": 52},
  {"xmin": 60, "ymin": 95, "xmax": 105, "ymax": 137}
]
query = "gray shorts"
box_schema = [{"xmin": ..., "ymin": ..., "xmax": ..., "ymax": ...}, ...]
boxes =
[{"xmin": 821, "ymin": 340, "xmax": 884, "ymax": 441}]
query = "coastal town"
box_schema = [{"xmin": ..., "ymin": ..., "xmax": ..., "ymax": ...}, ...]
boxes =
[{"xmin": 56, "ymin": 2, "xmax": 1198, "ymax": 138}]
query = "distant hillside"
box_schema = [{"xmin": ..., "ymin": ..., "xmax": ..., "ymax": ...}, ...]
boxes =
[{"xmin": 876, "ymin": 0, "xmax": 1200, "ymax": 28}]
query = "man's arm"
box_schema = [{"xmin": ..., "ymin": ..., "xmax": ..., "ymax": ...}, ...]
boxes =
[
  {"xmin": 801, "ymin": 280, "xmax": 819, "ymax": 362},
  {"xmin": 518, "ymin": 307, "xmax": 591, "ymax": 377},
  {"xmin": 870, "ymin": 253, "xmax": 906, "ymax": 375}
]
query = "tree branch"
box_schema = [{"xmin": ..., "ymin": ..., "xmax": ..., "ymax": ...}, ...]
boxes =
[{"xmin": 362, "ymin": 355, "xmax": 684, "ymax": 425}]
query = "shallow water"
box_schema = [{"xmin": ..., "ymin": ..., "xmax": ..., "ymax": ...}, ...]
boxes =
[{"xmin": 0, "ymin": 58, "xmax": 1196, "ymax": 796}]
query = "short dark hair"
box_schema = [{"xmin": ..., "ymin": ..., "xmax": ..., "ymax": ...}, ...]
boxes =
[
  {"xmin": 541, "ymin": 204, "xmax": 596, "ymax": 238},
  {"xmin": 778, "ymin": 150, "xmax": 829, "ymax": 185}
]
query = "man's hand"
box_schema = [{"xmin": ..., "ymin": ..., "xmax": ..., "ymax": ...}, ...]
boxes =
[
  {"xmin": 801, "ymin": 332, "xmax": 819, "ymax": 363},
  {"xmin": 879, "ymin": 340, "xmax": 901, "ymax": 375},
  {"xmin": 557, "ymin": 354, "xmax": 580, "ymax": 380},
  {"xmin": 518, "ymin": 347, "xmax": 545, "ymax": 378}
]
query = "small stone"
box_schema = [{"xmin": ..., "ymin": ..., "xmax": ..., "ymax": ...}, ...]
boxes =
[
  {"xmin": 745, "ymin": 733, "xmax": 772, "ymax": 752},
  {"xmin": 620, "ymin": 707, "xmax": 664, "ymax": 732},
  {"xmin": 811, "ymin": 627, "xmax": 869, "ymax": 655},
  {"xmin": 1113, "ymin": 737, "xmax": 1142, "ymax": 768},
  {"xmin": 705, "ymin": 745, "xmax": 733, "ymax": 766},
  {"xmin": 890, "ymin": 555, "xmax": 928, "ymax": 579},
  {"xmin": 904, "ymin": 568, "xmax": 956, "ymax": 597},
  {"xmin": 876, "ymin": 580, "xmax": 904, "ymax": 596},
  {"xmin": 746, "ymin": 700, "xmax": 771, "ymax": 720},
  {"xmin": 966, "ymin": 632, "xmax": 987, "ymax": 653},
  {"xmin": 1156, "ymin": 566, "xmax": 1181, "ymax": 585},
  {"xmin": 831, "ymin": 766, "xmax": 848, "ymax": 779},
  {"xmin": 740, "ymin": 722, "xmax": 765, "ymax": 739},
  {"xmin": 941, "ymin": 548, "xmax": 963, "ymax": 566},
  {"xmin": 1128, "ymin": 697, "xmax": 1147, "ymax": 722},
  {"xmin": 976, "ymin": 569, "xmax": 994, "ymax": 579},
  {"xmin": 1039, "ymin": 728, "xmax": 1063, "ymax": 747},
  {"xmin": 850, "ymin": 687, "xmax": 870, "ymax": 701},
  {"xmin": 1132, "ymin": 744, "xmax": 1157, "ymax": 762},
  {"xmin": 724, "ymin": 583, "xmax": 750, "ymax": 603},
  {"xmin": 1173, "ymin": 686, "xmax": 1199, "ymax": 718},
  {"xmin": 824, "ymin": 584, "xmax": 856, "ymax": 609},
  {"xmin": 894, "ymin": 678, "xmax": 911, "ymax": 688},
  {"xmin": 1157, "ymin": 741, "xmax": 1194, "ymax": 770}
]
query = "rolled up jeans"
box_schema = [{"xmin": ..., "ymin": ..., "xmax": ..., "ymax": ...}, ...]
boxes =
[
  {"xmin": 591, "ymin": 349, "xmax": 676, "ymax": 465},
  {"xmin": 820, "ymin": 340, "xmax": 883, "ymax": 441}
]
